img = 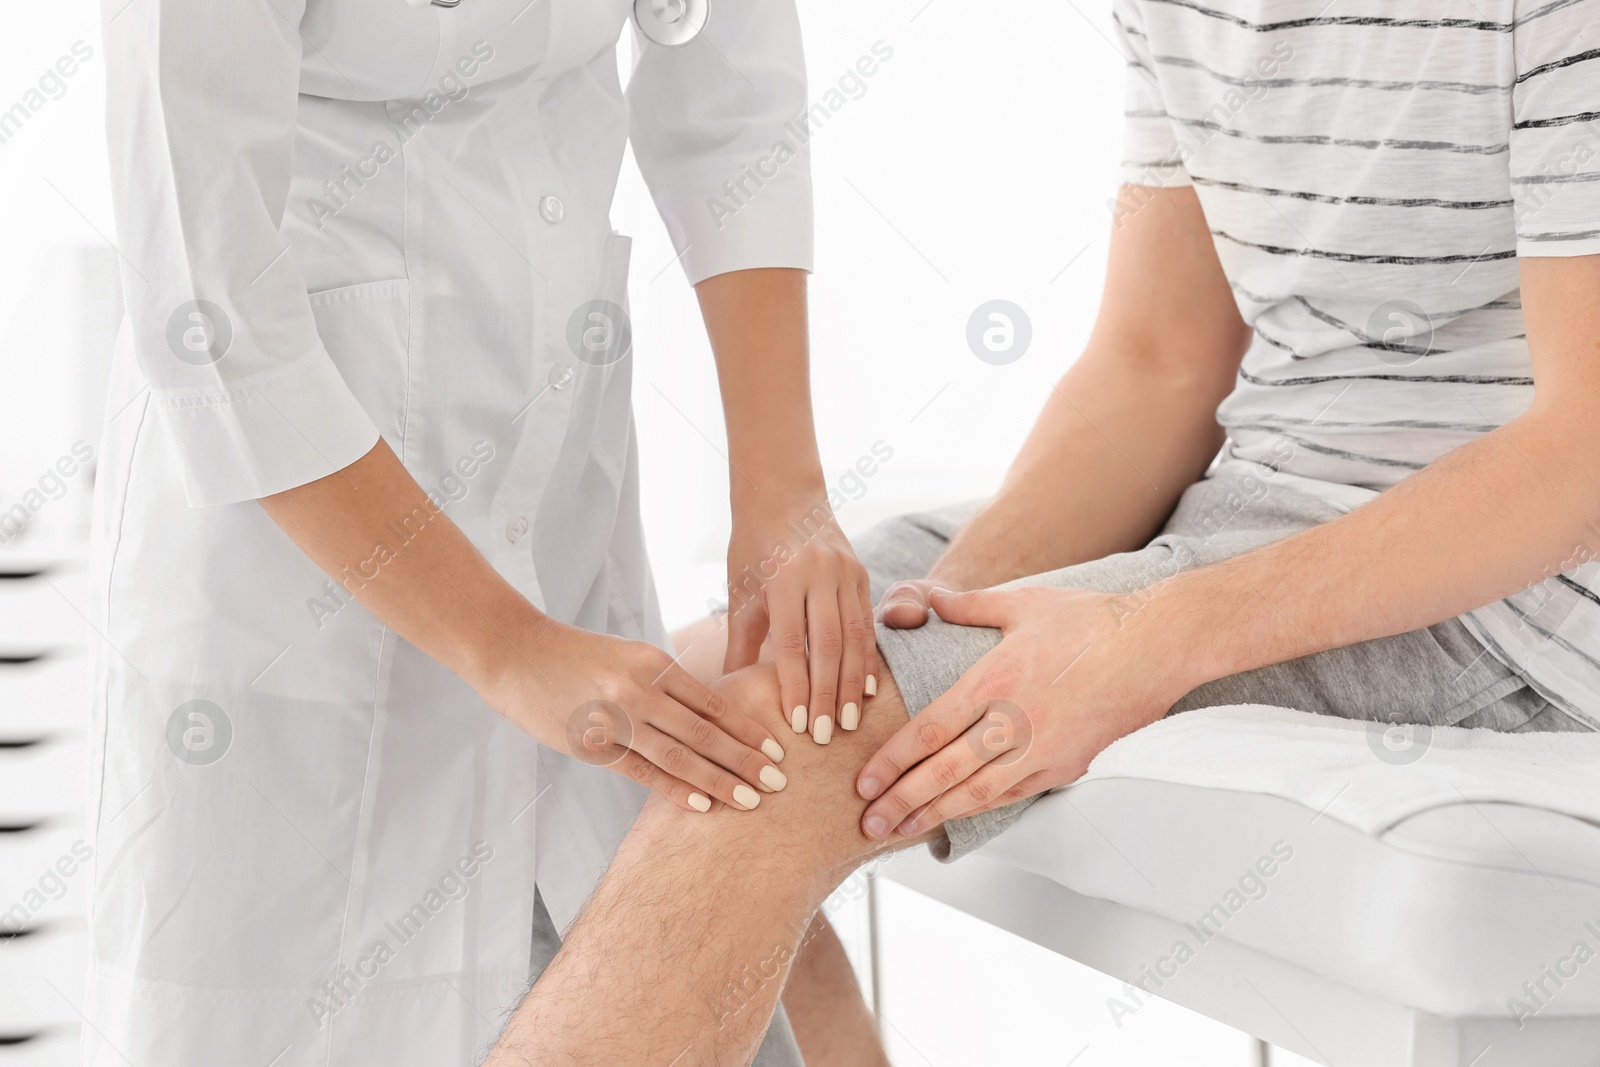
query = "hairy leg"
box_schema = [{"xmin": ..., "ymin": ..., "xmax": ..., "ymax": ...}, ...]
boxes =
[
  {"xmin": 670, "ymin": 613, "xmax": 890, "ymax": 1065},
  {"xmin": 485, "ymin": 660, "xmax": 931, "ymax": 1067},
  {"xmin": 784, "ymin": 912, "xmax": 892, "ymax": 1067}
]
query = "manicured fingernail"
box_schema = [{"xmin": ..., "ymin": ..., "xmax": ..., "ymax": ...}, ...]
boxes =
[
  {"xmin": 733, "ymin": 784, "xmax": 761, "ymax": 810},
  {"xmin": 859, "ymin": 776, "xmax": 882, "ymax": 800},
  {"xmin": 840, "ymin": 702, "xmax": 859, "ymax": 731},
  {"xmin": 761, "ymin": 738, "xmax": 785, "ymax": 763},
  {"xmin": 863, "ymin": 815, "xmax": 888, "ymax": 839},
  {"xmin": 899, "ymin": 817, "xmax": 920, "ymax": 836},
  {"xmin": 759, "ymin": 765, "xmax": 787, "ymax": 792},
  {"xmin": 864, "ymin": 674, "xmax": 878, "ymax": 697},
  {"xmin": 812, "ymin": 715, "xmax": 833, "ymax": 745},
  {"xmin": 791, "ymin": 706, "xmax": 808, "ymax": 733},
  {"xmin": 688, "ymin": 793, "xmax": 711, "ymax": 812}
]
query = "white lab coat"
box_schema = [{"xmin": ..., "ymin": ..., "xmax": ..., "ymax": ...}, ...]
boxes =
[{"xmin": 85, "ymin": 0, "xmax": 810, "ymax": 1063}]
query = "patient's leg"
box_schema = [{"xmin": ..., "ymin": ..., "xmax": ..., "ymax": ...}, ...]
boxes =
[
  {"xmin": 784, "ymin": 912, "xmax": 891, "ymax": 1067},
  {"xmin": 485, "ymin": 662, "xmax": 932, "ymax": 1067},
  {"xmin": 668, "ymin": 621, "xmax": 894, "ymax": 1067},
  {"xmin": 653, "ymin": 507, "xmax": 975, "ymax": 1065},
  {"xmin": 670, "ymin": 611, "xmax": 736, "ymax": 685}
]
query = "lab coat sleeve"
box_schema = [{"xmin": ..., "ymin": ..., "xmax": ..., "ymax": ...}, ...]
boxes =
[
  {"xmin": 626, "ymin": 0, "xmax": 814, "ymax": 285},
  {"xmin": 102, "ymin": 0, "xmax": 381, "ymax": 507}
]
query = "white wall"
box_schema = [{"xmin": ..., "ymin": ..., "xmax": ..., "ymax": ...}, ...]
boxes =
[{"xmin": 0, "ymin": 3, "xmax": 112, "ymax": 536}]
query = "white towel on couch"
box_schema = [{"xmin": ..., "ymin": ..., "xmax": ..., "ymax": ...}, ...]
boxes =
[{"xmin": 1078, "ymin": 705, "xmax": 1600, "ymax": 835}]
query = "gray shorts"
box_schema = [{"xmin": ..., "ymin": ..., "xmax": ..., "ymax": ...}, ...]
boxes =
[{"xmin": 867, "ymin": 466, "xmax": 1594, "ymax": 861}]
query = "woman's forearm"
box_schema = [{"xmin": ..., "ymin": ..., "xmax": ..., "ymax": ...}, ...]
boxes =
[
  {"xmin": 259, "ymin": 439, "xmax": 542, "ymax": 708},
  {"xmin": 695, "ymin": 267, "xmax": 826, "ymax": 504},
  {"xmin": 693, "ymin": 267, "xmax": 877, "ymax": 716},
  {"xmin": 261, "ymin": 439, "xmax": 791, "ymax": 811}
]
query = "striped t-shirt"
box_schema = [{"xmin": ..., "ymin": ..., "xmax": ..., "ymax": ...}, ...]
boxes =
[{"xmin": 1114, "ymin": 0, "xmax": 1600, "ymax": 726}]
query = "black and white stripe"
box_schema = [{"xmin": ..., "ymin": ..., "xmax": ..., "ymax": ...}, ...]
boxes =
[{"xmin": 1115, "ymin": 0, "xmax": 1600, "ymax": 722}]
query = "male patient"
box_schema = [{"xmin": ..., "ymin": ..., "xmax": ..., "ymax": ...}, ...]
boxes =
[{"xmin": 491, "ymin": 0, "xmax": 1600, "ymax": 1062}]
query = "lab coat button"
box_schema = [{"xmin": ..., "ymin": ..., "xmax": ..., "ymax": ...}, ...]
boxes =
[
  {"xmin": 539, "ymin": 196, "xmax": 565, "ymax": 224},
  {"xmin": 549, "ymin": 362, "xmax": 574, "ymax": 390},
  {"xmin": 506, "ymin": 515, "xmax": 530, "ymax": 542}
]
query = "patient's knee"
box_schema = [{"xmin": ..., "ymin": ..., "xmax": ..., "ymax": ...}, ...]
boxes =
[
  {"xmin": 715, "ymin": 659, "xmax": 910, "ymax": 766},
  {"xmin": 703, "ymin": 660, "xmax": 931, "ymax": 874}
]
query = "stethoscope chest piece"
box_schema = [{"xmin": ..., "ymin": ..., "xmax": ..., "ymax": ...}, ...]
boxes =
[{"xmin": 632, "ymin": 0, "xmax": 708, "ymax": 46}]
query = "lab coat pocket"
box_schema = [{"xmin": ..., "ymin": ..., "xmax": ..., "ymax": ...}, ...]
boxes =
[{"xmin": 307, "ymin": 278, "xmax": 412, "ymax": 444}]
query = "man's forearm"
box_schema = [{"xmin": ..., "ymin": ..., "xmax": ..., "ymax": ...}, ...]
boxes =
[
  {"xmin": 930, "ymin": 352, "xmax": 1230, "ymax": 591},
  {"xmin": 1155, "ymin": 409, "xmax": 1600, "ymax": 690},
  {"xmin": 927, "ymin": 186, "xmax": 1250, "ymax": 593},
  {"xmin": 1140, "ymin": 254, "xmax": 1600, "ymax": 693}
]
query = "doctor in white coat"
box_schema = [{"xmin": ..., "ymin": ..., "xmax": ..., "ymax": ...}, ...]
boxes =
[{"xmin": 88, "ymin": 0, "xmax": 878, "ymax": 1063}]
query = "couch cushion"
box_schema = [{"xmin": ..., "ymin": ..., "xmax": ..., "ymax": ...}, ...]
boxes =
[{"xmin": 979, "ymin": 777, "xmax": 1600, "ymax": 1018}]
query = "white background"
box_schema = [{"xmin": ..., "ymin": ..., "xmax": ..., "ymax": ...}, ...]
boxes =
[{"xmin": 0, "ymin": 0, "xmax": 1316, "ymax": 1063}]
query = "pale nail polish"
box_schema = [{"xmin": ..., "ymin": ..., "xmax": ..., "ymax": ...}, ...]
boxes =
[
  {"xmin": 863, "ymin": 814, "xmax": 888, "ymax": 839},
  {"xmin": 761, "ymin": 738, "xmax": 785, "ymax": 763},
  {"xmin": 733, "ymin": 784, "xmax": 761, "ymax": 810},
  {"xmin": 840, "ymin": 702, "xmax": 859, "ymax": 731},
  {"xmin": 812, "ymin": 715, "xmax": 833, "ymax": 745},
  {"xmin": 864, "ymin": 674, "xmax": 878, "ymax": 697},
  {"xmin": 791, "ymin": 706, "xmax": 808, "ymax": 733},
  {"xmin": 759, "ymin": 765, "xmax": 787, "ymax": 792},
  {"xmin": 687, "ymin": 793, "xmax": 711, "ymax": 812}
]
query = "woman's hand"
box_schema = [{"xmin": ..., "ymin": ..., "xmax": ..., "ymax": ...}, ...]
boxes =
[
  {"xmin": 484, "ymin": 618, "xmax": 790, "ymax": 815},
  {"xmin": 723, "ymin": 500, "xmax": 876, "ymax": 745},
  {"xmin": 854, "ymin": 584, "xmax": 1195, "ymax": 839}
]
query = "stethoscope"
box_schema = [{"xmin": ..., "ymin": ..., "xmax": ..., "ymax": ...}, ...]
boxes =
[{"xmin": 405, "ymin": 0, "xmax": 709, "ymax": 47}]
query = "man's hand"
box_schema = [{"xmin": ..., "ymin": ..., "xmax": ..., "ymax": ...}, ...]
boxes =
[
  {"xmin": 877, "ymin": 577, "xmax": 940, "ymax": 629},
  {"xmin": 855, "ymin": 585, "xmax": 1194, "ymax": 839}
]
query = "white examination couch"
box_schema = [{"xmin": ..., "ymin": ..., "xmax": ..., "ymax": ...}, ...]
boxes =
[{"xmin": 877, "ymin": 706, "xmax": 1600, "ymax": 1067}]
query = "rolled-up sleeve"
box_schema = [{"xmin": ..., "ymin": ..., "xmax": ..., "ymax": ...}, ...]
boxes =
[
  {"xmin": 1509, "ymin": 0, "xmax": 1600, "ymax": 258},
  {"xmin": 1114, "ymin": 0, "xmax": 1192, "ymax": 189},
  {"xmin": 102, "ymin": 0, "xmax": 380, "ymax": 507},
  {"xmin": 626, "ymin": 0, "xmax": 813, "ymax": 285}
]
